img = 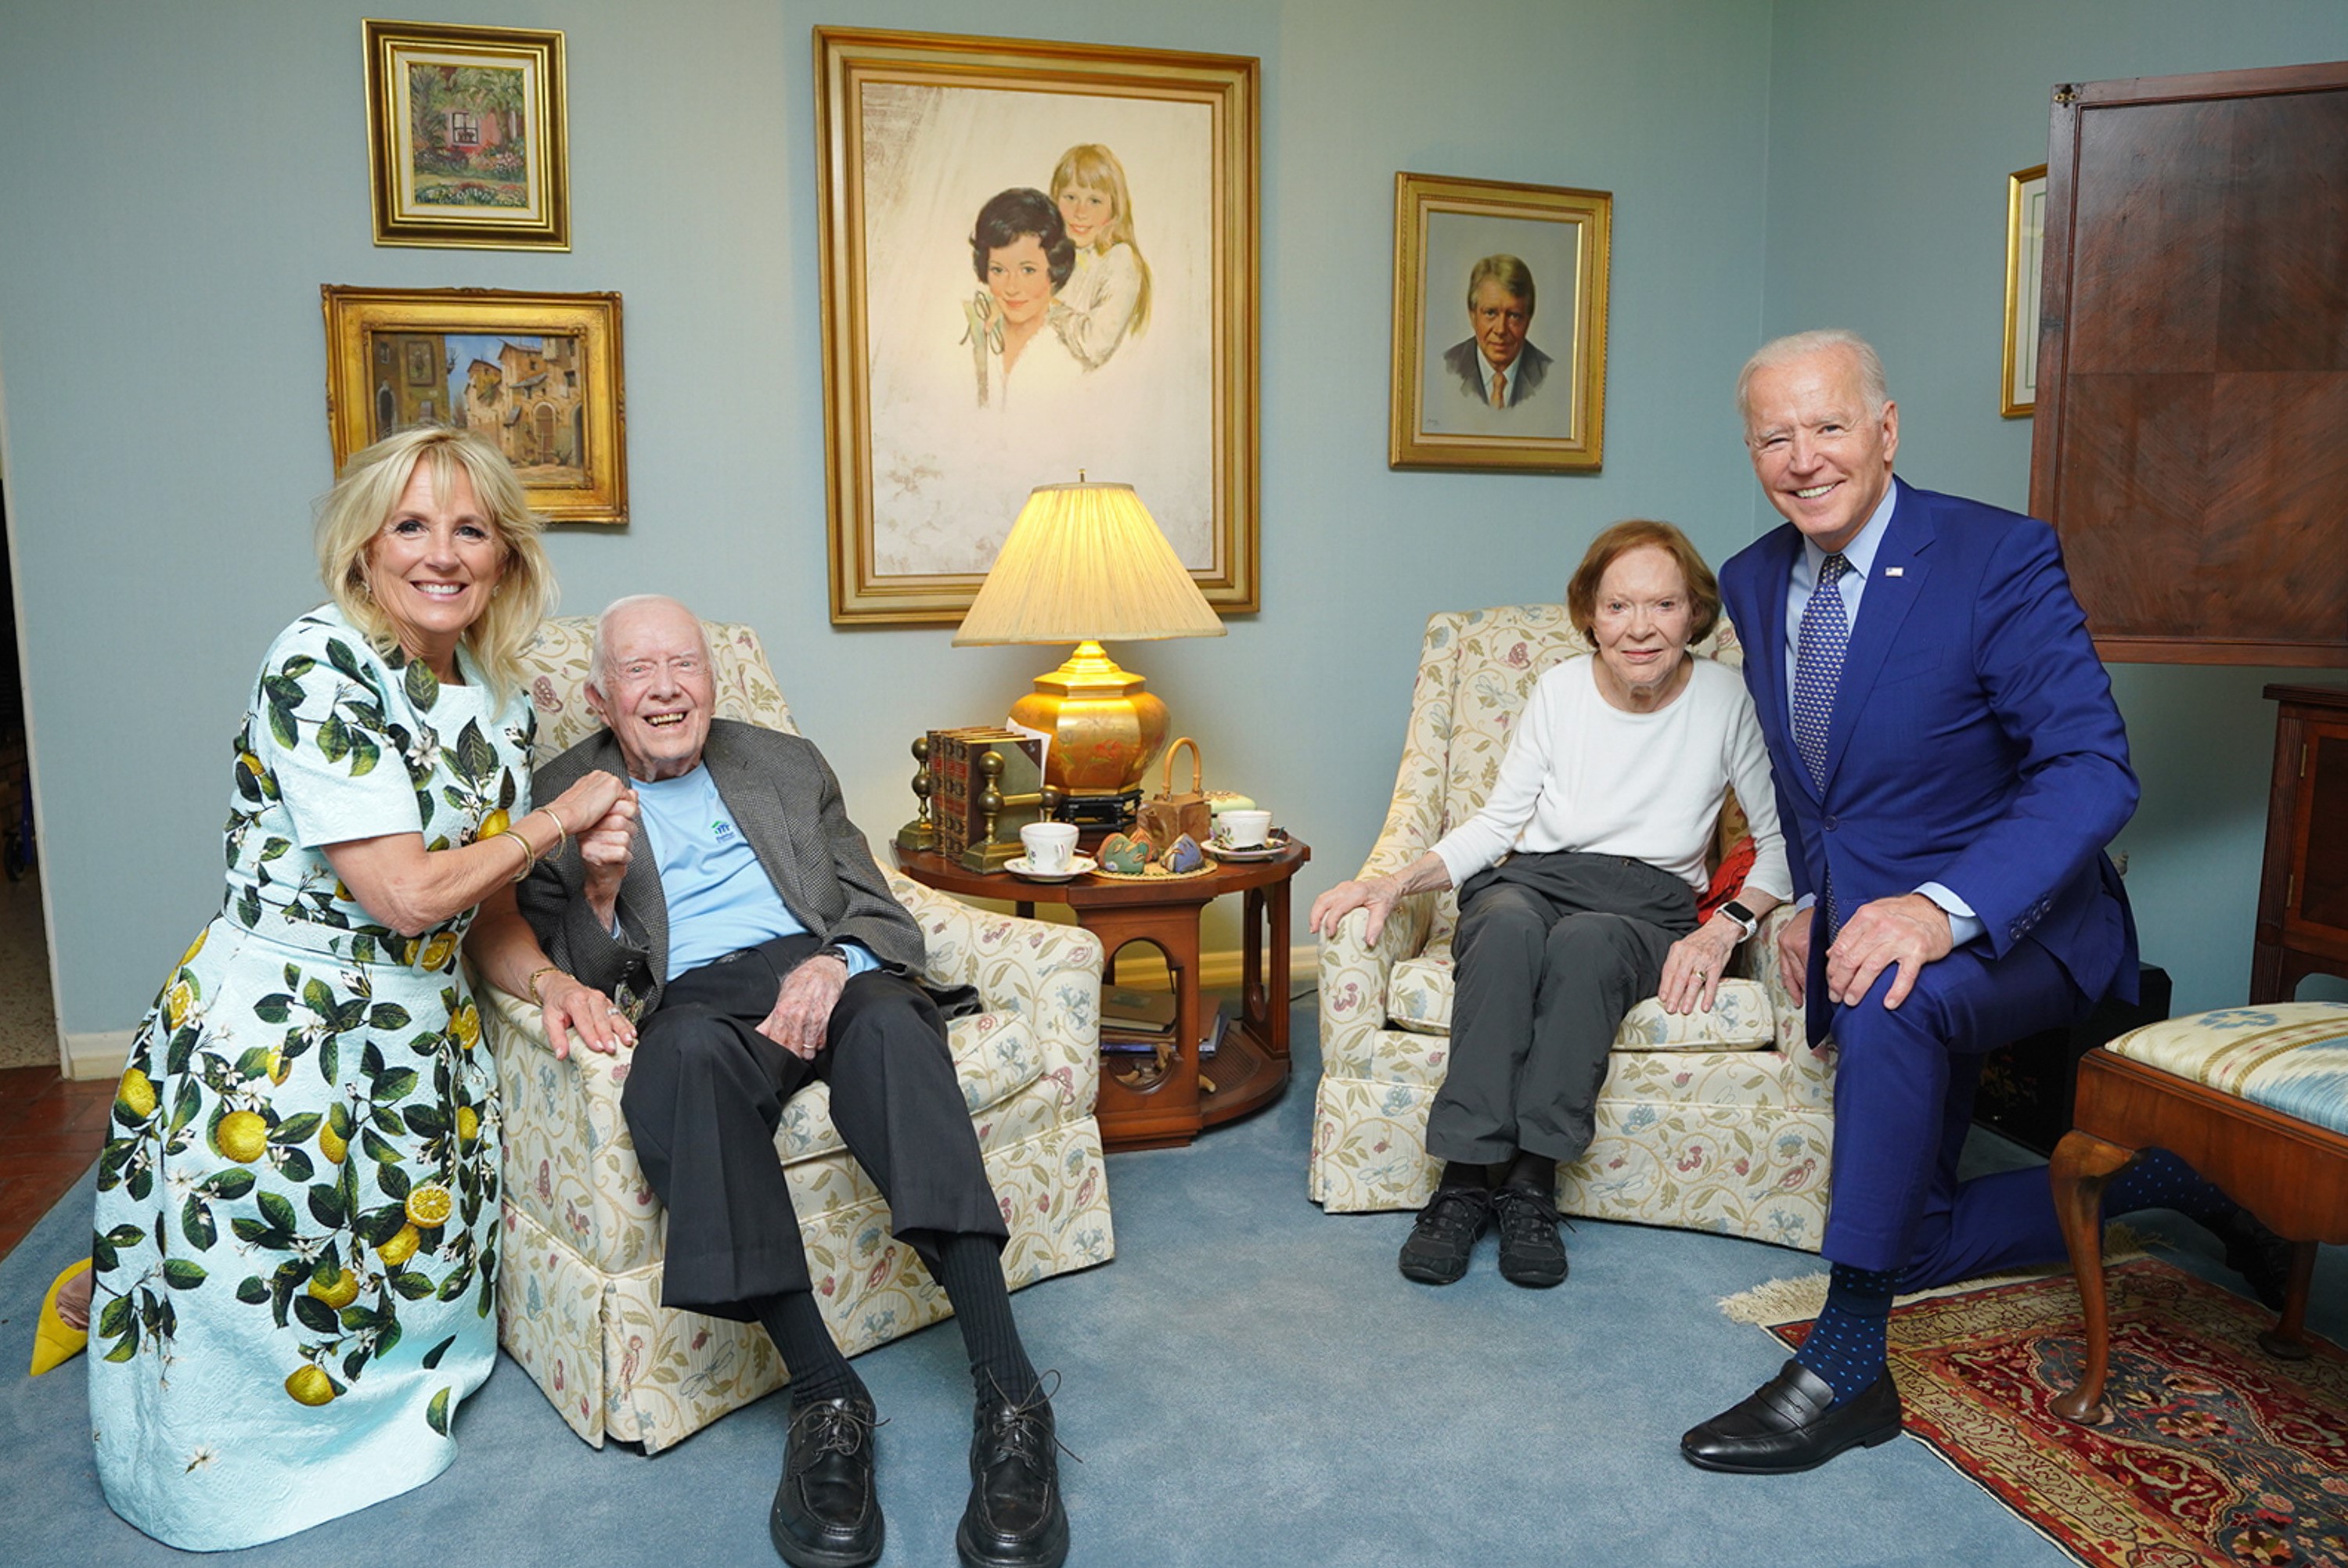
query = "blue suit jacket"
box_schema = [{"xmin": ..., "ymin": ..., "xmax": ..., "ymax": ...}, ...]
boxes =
[{"xmin": 1718, "ymin": 479, "xmax": 2140, "ymax": 1044}]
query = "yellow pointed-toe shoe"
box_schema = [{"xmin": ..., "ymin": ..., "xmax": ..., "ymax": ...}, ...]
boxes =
[{"xmin": 30, "ymin": 1257, "xmax": 92, "ymax": 1376}]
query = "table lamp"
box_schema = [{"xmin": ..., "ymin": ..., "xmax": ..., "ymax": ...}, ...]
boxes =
[{"xmin": 953, "ymin": 480, "xmax": 1225, "ymax": 825}]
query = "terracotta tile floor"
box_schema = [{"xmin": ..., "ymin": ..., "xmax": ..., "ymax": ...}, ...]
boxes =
[{"xmin": 0, "ymin": 1065, "xmax": 109, "ymax": 1258}]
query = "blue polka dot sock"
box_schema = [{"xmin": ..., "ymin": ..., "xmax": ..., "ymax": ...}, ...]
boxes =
[
  {"xmin": 1795, "ymin": 1262, "xmax": 1898, "ymax": 1407},
  {"xmin": 2101, "ymin": 1147, "xmax": 2231, "ymax": 1222}
]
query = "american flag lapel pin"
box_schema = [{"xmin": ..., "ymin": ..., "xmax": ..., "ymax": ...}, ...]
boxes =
[{"xmin": 1884, "ymin": 566, "xmax": 1905, "ymax": 577}]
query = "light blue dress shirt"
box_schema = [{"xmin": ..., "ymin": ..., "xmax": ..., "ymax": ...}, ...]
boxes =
[
  {"xmin": 635, "ymin": 766, "xmax": 878, "ymax": 982},
  {"xmin": 1780, "ymin": 483, "xmax": 1986, "ymax": 948}
]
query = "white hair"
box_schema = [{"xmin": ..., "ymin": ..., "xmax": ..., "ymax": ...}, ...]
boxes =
[
  {"xmin": 1736, "ymin": 329, "xmax": 1891, "ymax": 424},
  {"xmin": 589, "ymin": 594, "xmax": 707, "ymax": 686}
]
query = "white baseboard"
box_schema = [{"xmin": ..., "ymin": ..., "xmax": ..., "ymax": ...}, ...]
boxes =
[
  {"xmin": 1106, "ymin": 944, "xmax": 1317, "ymax": 995},
  {"xmin": 63, "ymin": 1029, "xmax": 132, "ymax": 1082}
]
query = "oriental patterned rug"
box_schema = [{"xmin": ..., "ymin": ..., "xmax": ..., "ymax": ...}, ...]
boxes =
[{"xmin": 1725, "ymin": 1257, "xmax": 2348, "ymax": 1568}]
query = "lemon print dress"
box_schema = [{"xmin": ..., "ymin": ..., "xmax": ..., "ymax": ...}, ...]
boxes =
[{"xmin": 89, "ymin": 606, "xmax": 528, "ymax": 1551}]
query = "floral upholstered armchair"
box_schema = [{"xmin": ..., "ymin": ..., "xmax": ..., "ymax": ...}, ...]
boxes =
[
  {"xmin": 484, "ymin": 617, "xmax": 1113, "ymax": 1452},
  {"xmin": 1310, "ymin": 604, "xmax": 1835, "ymax": 1249}
]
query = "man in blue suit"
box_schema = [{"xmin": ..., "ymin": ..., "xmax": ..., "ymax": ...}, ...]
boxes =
[{"xmin": 1681, "ymin": 329, "xmax": 2285, "ymax": 1475}]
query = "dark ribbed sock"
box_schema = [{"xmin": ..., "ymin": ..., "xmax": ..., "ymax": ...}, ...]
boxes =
[
  {"xmin": 1501, "ymin": 1150, "xmax": 1554, "ymax": 1192},
  {"xmin": 752, "ymin": 1289, "xmax": 867, "ymax": 1408},
  {"xmin": 1439, "ymin": 1160, "xmax": 1488, "ymax": 1193},
  {"xmin": 1794, "ymin": 1262, "xmax": 1897, "ymax": 1407},
  {"xmin": 931, "ymin": 1234, "xmax": 1039, "ymax": 1404},
  {"xmin": 2103, "ymin": 1147, "xmax": 2234, "ymax": 1223}
]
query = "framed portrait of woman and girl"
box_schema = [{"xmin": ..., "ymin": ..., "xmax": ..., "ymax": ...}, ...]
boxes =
[{"xmin": 816, "ymin": 29, "xmax": 1260, "ymax": 624}]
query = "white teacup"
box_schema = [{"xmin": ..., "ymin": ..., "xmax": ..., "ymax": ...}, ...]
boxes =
[
  {"xmin": 1020, "ymin": 821, "xmax": 1079, "ymax": 874},
  {"xmin": 1221, "ymin": 809, "xmax": 1272, "ymax": 847}
]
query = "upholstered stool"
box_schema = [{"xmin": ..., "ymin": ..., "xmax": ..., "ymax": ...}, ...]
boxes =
[{"xmin": 2049, "ymin": 1002, "xmax": 2348, "ymax": 1422}]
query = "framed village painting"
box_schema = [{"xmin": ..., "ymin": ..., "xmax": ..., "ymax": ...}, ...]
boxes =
[
  {"xmin": 321, "ymin": 286, "xmax": 626, "ymax": 524},
  {"xmin": 363, "ymin": 20, "xmax": 570, "ymax": 250},
  {"xmin": 1389, "ymin": 172, "xmax": 1612, "ymax": 472},
  {"xmin": 816, "ymin": 28, "xmax": 1260, "ymax": 624}
]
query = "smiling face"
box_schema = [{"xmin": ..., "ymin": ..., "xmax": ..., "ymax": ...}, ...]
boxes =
[
  {"xmin": 365, "ymin": 459, "xmax": 504, "ymax": 680},
  {"xmin": 587, "ymin": 599, "xmax": 715, "ymax": 782},
  {"xmin": 1469, "ymin": 278, "xmax": 1532, "ymax": 372},
  {"xmin": 1742, "ymin": 346, "xmax": 1899, "ymax": 552},
  {"xmin": 987, "ymin": 233, "xmax": 1056, "ymax": 329},
  {"xmin": 1589, "ymin": 545, "xmax": 1696, "ymax": 712},
  {"xmin": 1057, "ymin": 182, "xmax": 1112, "ymax": 249}
]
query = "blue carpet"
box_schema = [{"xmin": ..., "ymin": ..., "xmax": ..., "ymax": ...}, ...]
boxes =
[{"xmin": 4, "ymin": 1000, "xmax": 2342, "ymax": 1566}]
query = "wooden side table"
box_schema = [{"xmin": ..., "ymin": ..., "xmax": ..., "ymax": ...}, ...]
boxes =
[
  {"xmin": 2251, "ymin": 685, "xmax": 2348, "ymax": 1003},
  {"xmin": 895, "ymin": 840, "xmax": 1309, "ymax": 1150}
]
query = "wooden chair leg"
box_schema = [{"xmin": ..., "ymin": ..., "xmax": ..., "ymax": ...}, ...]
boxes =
[
  {"xmin": 2049, "ymin": 1129, "xmax": 2138, "ymax": 1425},
  {"xmin": 2258, "ymin": 1241, "xmax": 2320, "ymax": 1361}
]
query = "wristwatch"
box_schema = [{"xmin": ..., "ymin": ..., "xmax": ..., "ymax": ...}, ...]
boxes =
[
  {"xmin": 1718, "ymin": 900, "xmax": 1760, "ymax": 941},
  {"xmin": 813, "ymin": 944, "xmax": 854, "ymax": 968}
]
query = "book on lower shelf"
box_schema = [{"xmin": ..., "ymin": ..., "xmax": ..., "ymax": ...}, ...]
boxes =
[
  {"xmin": 1100, "ymin": 986, "xmax": 1177, "ymax": 1034},
  {"xmin": 1102, "ymin": 1002, "xmax": 1226, "ymax": 1057}
]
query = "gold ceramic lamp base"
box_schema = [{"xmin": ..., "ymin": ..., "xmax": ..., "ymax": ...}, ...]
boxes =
[{"xmin": 1010, "ymin": 641, "xmax": 1169, "ymax": 813}]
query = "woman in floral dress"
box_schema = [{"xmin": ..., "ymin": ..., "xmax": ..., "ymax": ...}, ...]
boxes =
[{"xmin": 85, "ymin": 426, "xmax": 636, "ymax": 1550}]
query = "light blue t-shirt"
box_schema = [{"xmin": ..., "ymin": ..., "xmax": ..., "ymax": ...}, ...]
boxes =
[{"xmin": 635, "ymin": 765, "xmax": 877, "ymax": 982}]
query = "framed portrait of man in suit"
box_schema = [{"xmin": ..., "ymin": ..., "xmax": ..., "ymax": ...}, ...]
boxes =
[{"xmin": 1388, "ymin": 171, "xmax": 1611, "ymax": 472}]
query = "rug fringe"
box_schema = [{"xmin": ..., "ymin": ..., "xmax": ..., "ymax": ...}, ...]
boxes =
[{"xmin": 1716, "ymin": 1224, "xmax": 2153, "ymax": 1327}]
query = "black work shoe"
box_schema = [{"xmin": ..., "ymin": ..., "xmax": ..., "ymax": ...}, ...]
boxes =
[
  {"xmin": 1491, "ymin": 1183, "xmax": 1568, "ymax": 1289},
  {"xmin": 957, "ymin": 1380, "xmax": 1071, "ymax": 1568},
  {"xmin": 1398, "ymin": 1185, "xmax": 1491, "ymax": 1286},
  {"xmin": 1680, "ymin": 1360, "xmax": 1903, "ymax": 1475},
  {"xmin": 771, "ymin": 1395, "xmax": 884, "ymax": 1568},
  {"xmin": 2213, "ymin": 1204, "xmax": 2296, "ymax": 1311}
]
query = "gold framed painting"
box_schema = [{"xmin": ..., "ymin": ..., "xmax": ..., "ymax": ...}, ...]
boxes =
[
  {"xmin": 2002, "ymin": 164, "xmax": 2047, "ymax": 418},
  {"xmin": 363, "ymin": 20, "xmax": 569, "ymax": 250},
  {"xmin": 321, "ymin": 286, "xmax": 626, "ymax": 525},
  {"xmin": 1390, "ymin": 172, "xmax": 1611, "ymax": 472},
  {"xmin": 816, "ymin": 27, "xmax": 1260, "ymax": 625}
]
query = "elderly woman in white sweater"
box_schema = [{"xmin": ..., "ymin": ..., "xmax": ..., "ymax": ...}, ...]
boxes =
[{"xmin": 1311, "ymin": 520, "xmax": 1791, "ymax": 1290}]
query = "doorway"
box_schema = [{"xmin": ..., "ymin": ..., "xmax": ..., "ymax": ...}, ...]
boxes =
[{"xmin": 0, "ymin": 474, "xmax": 62, "ymax": 1070}]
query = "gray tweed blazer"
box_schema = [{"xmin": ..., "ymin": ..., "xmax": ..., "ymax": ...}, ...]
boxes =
[{"xmin": 517, "ymin": 718, "xmax": 924, "ymax": 1015}]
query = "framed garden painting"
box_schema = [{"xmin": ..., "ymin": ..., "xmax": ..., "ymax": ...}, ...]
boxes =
[
  {"xmin": 321, "ymin": 286, "xmax": 626, "ymax": 524},
  {"xmin": 364, "ymin": 20, "xmax": 569, "ymax": 250},
  {"xmin": 1389, "ymin": 172, "xmax": 1611, "ymax": 472},
  {"xmin": 816, "ymin": 28, "xmax": 1260, "ymax": 624}
]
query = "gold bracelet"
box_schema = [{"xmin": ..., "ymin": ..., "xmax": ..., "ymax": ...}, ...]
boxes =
[
  {"xmin": 532, "ymin": 807, "xmax": 568, "ymax": 862},
  {"xmin": 524, "ymin": 965, "xmax": 562, "ymax": 1006},
  {"xmin": 502, "ymin": 829, "xmax": 535, "ymax": 883}
]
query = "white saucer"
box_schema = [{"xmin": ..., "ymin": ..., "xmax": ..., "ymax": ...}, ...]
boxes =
[
  {"xmin": 1205, "ymin": 834, "xmax": 1289, "ymax": 861},
  {"xmin": 1006, "ymin": 854, "xmax": 1096, "ymax": 883}
]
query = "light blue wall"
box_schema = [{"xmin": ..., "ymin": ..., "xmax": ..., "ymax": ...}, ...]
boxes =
[
  {"xmin": 7, "ymin": 0, "xmax": 2338, "ymax": 1038},
  {"xmin": 0, "ymin": 0, "xmax": 1774, "ymax": 1034},
  {"xmin": 1759, "ymin": 0, "xmax": 2348, "ymax": 1010}
]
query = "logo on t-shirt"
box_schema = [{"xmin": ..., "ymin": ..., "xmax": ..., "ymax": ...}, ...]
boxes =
[{"xmin": 711, "ymin": 817, "xmax": 736, "ymax": 841}]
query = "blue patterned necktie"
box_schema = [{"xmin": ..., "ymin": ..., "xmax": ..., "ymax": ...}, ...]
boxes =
[
  {"xmin": 1794, "ymin": 552, "xmax": 1852, "ymax": 935},
  {"xmin": 1793, "ymin": 552, "xmax": 1853, "ymax": 789}
]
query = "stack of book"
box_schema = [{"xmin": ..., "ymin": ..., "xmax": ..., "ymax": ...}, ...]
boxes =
[{"xmin": 1100, "ymin": 987, "xmax": 1224, "ymax": 1058}]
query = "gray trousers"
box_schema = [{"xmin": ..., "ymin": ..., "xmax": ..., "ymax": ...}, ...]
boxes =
[{"xmin": 1428, "ymin": 851, "xmax": 1698, "ymax": 1166}]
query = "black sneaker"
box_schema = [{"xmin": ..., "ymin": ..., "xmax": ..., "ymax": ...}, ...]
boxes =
[
  {"xmin": 771, "ymin": 1395, "xmax": 884, "ymax": 1567},
  {"xmin": 1398, "ymin": 1185, "xmax": 1491, "ymax": 1285},
  {"xmin": 1491, "ymin": 1183, "xmax": 1568, "ymax": 1288}
]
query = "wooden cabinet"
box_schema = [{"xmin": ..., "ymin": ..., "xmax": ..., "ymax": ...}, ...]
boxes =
[{"xmin": 2251, "ymin": 685, "xmax": 2348, "ymax": 1002}]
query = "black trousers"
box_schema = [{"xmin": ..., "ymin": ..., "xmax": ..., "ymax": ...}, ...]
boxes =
[
  {"xmin": 1428, "ymin": 852, "xmax": 1697, "ymax": 1167},
  {"xmin": 618, "ymin": 931, "xmax": 1009, "ymax": 1319}
]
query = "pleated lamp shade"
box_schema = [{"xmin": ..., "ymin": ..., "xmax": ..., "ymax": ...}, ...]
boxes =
[{"xmin": 953, "ymin": 482, "xmax": 1224, "ymax": 815}]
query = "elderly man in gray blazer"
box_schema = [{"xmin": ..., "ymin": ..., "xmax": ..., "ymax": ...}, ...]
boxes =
[{"xmin": 518, "ymin": 595, "xmax": 1068, "ymax": 1568}]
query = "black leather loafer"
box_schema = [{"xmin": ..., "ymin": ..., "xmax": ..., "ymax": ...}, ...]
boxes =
[
  {"xmin": 1680, "ymin": 1360, "xmax": 1902, "ymax": 1474},
  {"xmin": 957, "ymin": 1384, "xmax": 1070, "ymax": 1568},
  {"xmin": 1490, "ymin": 1184, "xmax": 1568, "ymax": 1289},
  {"xmin": 1398, "ymin": 1185, "xmax": 1492, "ymax": 1286},
  {"xmin": 771, "ymin": 1395, "xmax": 884, "ymax": 1567}
]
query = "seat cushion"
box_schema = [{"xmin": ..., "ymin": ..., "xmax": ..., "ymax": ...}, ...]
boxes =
[
  {"xmin": 2104, "ymin": 1002, "xmax": 2348, "ymax": 1138},
  {"xmin": 1385, "ymin": 954, "xmax": 1774, "ymax": 1051}
]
